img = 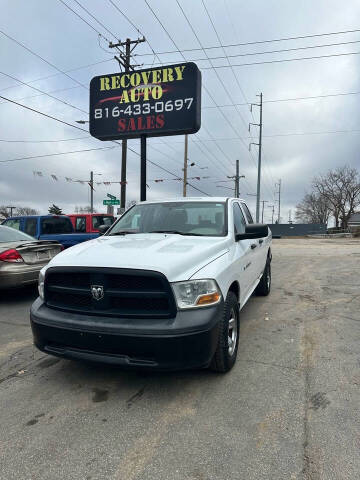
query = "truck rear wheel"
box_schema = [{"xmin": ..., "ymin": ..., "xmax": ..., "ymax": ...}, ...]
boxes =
[{"xmin": 210, "ymin": 291, "xmax": 239, "ymax": 373}]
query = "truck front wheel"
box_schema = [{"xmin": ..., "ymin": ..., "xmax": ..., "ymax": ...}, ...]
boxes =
[{"xmin": 210, "ymin": 292, "xmax": 240, "ymax": 373}]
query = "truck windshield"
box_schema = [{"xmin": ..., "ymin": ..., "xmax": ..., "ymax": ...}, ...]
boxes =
[
  {"xmin": 108, "ymin": 202, "xmax": 226, "ymax": 237},
  {"xmin": 41, "ymin": 217, "xmax": 73, "ymax": 234}
]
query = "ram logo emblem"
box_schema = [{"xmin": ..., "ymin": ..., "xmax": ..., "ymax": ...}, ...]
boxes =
[{"xmin": 91, "ymin": 285, "xmax": 104, "ymax": 301}]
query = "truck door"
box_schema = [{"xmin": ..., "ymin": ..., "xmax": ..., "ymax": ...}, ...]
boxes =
[
  {"xmin": 232, "ymin": 202, "xmax": 254, "ymax": 304},
  {"xmin": 240, "ymin": 202, "xmax": 267, "ymax": 279}
]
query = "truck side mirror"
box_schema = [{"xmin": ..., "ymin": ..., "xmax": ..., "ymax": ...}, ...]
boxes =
[
  {"xmin": 98, "ymin": 224, "xmax": 109, "ymax": 235},
  {"xmin": 236, "ymin": 224, "xmax": 268, "ymax": 241}
]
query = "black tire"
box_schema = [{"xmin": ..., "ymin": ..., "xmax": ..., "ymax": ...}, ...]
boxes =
[
  {"xmin": 210, "ymin": 291, "xmax": 240, "ymax": 373},
  {"xmin": 255, "ymin": 258, "xmax": 271, "ymax": 296}
]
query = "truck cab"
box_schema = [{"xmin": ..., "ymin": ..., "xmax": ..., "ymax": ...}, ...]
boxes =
[
  {"xmin": 2, "ymin": 215, "xmax": 98, "ymax": 249},
  {"xmin": 67, "ymin": 213, "xmax": 115, "ymax": 234}
]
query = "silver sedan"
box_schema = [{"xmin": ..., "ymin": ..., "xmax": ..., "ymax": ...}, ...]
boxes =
[{"xmin": 0, "ymin": 225, "xmax": 63, "ymax": 289}]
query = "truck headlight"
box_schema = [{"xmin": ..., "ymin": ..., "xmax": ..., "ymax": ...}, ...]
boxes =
[
  {"xmin": 38, "ymin": 269, "xmax": 45, "ymax": 300},
  {"xmin": 172, "ymin": 279, "xmax": 221, "ymax": 309}
]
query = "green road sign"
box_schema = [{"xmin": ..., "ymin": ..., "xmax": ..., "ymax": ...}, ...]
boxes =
[
  {"xmin": 107, "ymin": 193, "xmax": 116, "ymax": 200},
  {"xmin": 103, "ymin": 199, "xmax": 120, "ymax": 205}
]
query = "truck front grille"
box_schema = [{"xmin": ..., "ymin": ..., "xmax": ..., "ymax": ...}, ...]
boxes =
[{"xmin": 44, "ymin": 267, "xmax": 176, "ymax": 318}]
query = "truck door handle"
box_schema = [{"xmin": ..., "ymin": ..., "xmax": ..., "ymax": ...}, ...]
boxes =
[
  {"xmin": 251, "ymin": 243, "xmax": 257, "ymax": 249},
  {"xmin": 259, "ymin": 239, "xmax": 264, "ymax": 244}
]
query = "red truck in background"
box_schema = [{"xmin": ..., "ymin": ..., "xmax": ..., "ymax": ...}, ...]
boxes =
[{"xmin": 67, "ymin": 213, "xmax": 115, "ymax": 233}]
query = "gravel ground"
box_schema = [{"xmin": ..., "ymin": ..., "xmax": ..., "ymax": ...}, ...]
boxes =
[{"xmin": 0, "ymin": 238, "xmax": 359, "ymax": 480}]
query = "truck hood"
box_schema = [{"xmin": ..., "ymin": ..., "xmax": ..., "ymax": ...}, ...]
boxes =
[{"xmin": 47, "ymin": 233, "xmax": 230, "ymax": 282}]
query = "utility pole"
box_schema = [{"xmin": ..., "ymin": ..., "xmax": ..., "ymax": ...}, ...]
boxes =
[
  {"xmin": 276, "ymin": 179, "xmax": 282, "ymax": 223},
  {"xmin": 222, "ymin": 161, "xmax": 244, "ymax": 197},
  {"xmin": 109, "ymin": 36, "xmax": 146, "ymax": 208},
  {"xmin": 249, "ymin": 93, "xmax": 263, "ymax": 223},
  {"xmin": 183, "ymin": 134, "xmax": 188, "ymax": 197},
  {"xmin": 268, "ymin": 204, "xmax": 275, "ymax": 224},
  {"xmin": 90, "ymin": 171, "xmax": 94, "ymax": 213},
  {"xmin": 6, "ymin": 206, "xmax": 16, "ymax": 216},
  {"xmin": 261, "ymin": 200, "xmax": 268, "ymax": 223}
]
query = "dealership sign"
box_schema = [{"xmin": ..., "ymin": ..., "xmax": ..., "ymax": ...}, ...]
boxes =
[{"xmin": 89, "ymin": 62, "xmax": 201, "ymax": 140}]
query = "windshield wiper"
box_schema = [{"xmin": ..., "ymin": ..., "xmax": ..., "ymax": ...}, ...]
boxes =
[
  {"xmin": 109, "ymin": 231, "xmax": 139, "ymax": 236},
  {"xmin": 149, "ymin": 230, "xmax": 204, "ymax": 236}
]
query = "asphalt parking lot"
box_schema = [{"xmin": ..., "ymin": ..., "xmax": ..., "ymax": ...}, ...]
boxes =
[{"xmin": 0, "ymin": 238, "xmax": 359, "ymax": 480}]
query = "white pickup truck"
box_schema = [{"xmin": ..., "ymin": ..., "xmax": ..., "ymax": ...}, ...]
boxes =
[{"xmin": 30, "ymin": 198, "xmax": 272, "ymax": 373}]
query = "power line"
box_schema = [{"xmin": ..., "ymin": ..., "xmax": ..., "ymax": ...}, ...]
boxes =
[
  {"xmin": 0, "ymin": 136, "xmax": 89, "ymax": 143},
  {"xmin": 0, "ymin": 95, "xmax": 89, "ymax": 132},
  {"xmin": 57, "ymin": 0, "xmax": 111, "ymax": 43},
  {"xmin": 0, "ymin": 70, "xmax": 87, "ymax": 114},
  {"xmin": 0, "ymin": 58, "xmax": 111, "ymax": 96},
  {"xmin": 202, "ymin": 90, "xmax": 360, "ymax": 107},
  {"xmin": 72, "ymin": 0, "xmax": 118, "ymax": 41},
  {"xmin": 0, "ymin": 29, "xmax": 87, "ymax": 90},
  {"xmin": 143, "ymin": 0, "xmax": 274, "ymax": 197},
  {"xmin": 134, "ymin": 26, "xmax": 360, "ymax": 56},
  {"xmin": 0, "ymin": 146, "xmax": 117, "ymax": 164},
  {"xmin": 0, "ymin": 94, "xmax": 210, "ymax": 194},
  {"xmin": 135, "ymin": 38, "xmax": 360, "ymax": 61},
  {"xmin": 199, "ymin": 49, "xmax": 360, "ymax": 68}
]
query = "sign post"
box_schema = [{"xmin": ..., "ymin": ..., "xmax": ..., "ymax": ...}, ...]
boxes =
[
  {"xmin": 140, "ymin": 135, "xmax": 147, "ymax": 201},
  {"xmin": 89, "ymin": 62, "xmax": 201, "ymax": 201}
]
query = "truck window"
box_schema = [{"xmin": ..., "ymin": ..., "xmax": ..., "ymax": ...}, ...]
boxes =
[
  {"xmin": 241, "ymin": 203, "xmax": 254, "ymax": 224},
  {"xmin": 3, "ymin": 218, "xmax": 21, "ymax": 230},
  {"xmin": 92, "ymin": 215, "xmax": 115, "ymax": 229},
  {"xmin": 109, "ymin": 202, "xmax": 226, "ymax": 237},
  {"xmin": 41, "ymin": 217, "xmax": 73, "ymax": 234},
  {"xmin": 233, "ymin": 203, "xmax": 246, "ymax": 235},
  {"xmin": 75, "ymin": 217, "xmax": 86, "ymax": 233},
  {"xmin": 24, "ymin": 218, "xmax": 37, "ymax": 237}
]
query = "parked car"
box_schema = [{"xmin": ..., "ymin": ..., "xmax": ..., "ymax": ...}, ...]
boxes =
[
  {"xmin": 0, "ymin": 225, "xmax": 63, "ymax": 289},
  {"xmin": 67, "ymin": 213, "xmax": 115, "ymax": 233},
  {"xmin": 2, "ymin": 215, "xmax": 99, "ymax": 249},
  {"xmin": 30, "ymin": 198, "xmax": 272, "ymax": 373}
]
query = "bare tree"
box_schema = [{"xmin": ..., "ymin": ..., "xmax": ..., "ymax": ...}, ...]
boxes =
[
  {"xmin": 74, "ymin": 205, "xmax": 92, "ymax": 213},
  {"xmin": 15, "ymin": 207, "xmax": 39, "ymax": 216},
  {"xmin": 0, "ymin": 205, "xmax": 39, "ymax": 217},
  {"xmin": 313, "ymin": 165, "xmax": 360, "ymax": 228},
  {"xmin": 295, "ymin": 192, "xmax": 330, "ymax": 224},
  {"xmin": 0, "ymin": 206, "xmax": 9, "ymax": 218}
]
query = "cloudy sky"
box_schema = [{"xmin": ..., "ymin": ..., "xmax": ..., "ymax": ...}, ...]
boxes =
[{"xmin": 1, "ymin": 0, "xmax": 360, "ymax": 223}]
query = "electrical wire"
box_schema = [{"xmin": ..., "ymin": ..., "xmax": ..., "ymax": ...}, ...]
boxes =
[
  {"xmin": 133, "ymin": 26, "xmax": 360, "ymax": 56},
  {"xmin": 0, "ymin": 146, "xmax": 117, "ymax": 164},
  {"xmin": 143, "ymin": 0, "xmax": 271, "ymax": 195},
  {"xmin": 0, "ymin": 94, "xmax": 210, "ymax": 194},
  {"xmin": 0, "ymin": 70, "xmax": 87, "ymax": 114},
  {"xmin": 0, "ymin": 58, "xmax": 112, "ymax": 96},
  {"xmin": 0, "ymin": 136, "xmax": 90, "ymax": 143},
  {"xmin": 198, "ymin": 50, "xmax": 360, "ymax": 68},
  {"xmin": 72, "ymin": 0, "xmax": 118, "ymax": 41},
  {"xmin": 57, "ymin": 0, "xmax": 111, "ymax": 43},
  {"xmin": 135, "ymin": 38, "xmax": 360, "ymax": 61},
  {"xmin": 0, "ymin": 29, "xmax": 87, "ymax": 90}
]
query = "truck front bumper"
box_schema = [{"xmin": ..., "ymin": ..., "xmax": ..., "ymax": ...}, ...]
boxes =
[{"xmin": 30, "ymin": 298, "xmax": 222, "ymax": 370}]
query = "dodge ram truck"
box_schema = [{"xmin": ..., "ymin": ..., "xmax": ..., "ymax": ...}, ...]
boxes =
[{"xmin": 30, "ymin": 198, "xmax": 272, "ymax": 373}]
